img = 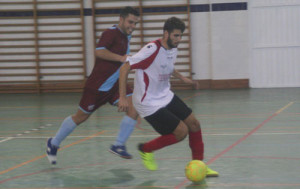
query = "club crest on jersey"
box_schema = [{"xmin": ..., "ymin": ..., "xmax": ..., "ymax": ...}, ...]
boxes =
[{"xmin": 160, "ymin": 64, "xmax": 167, "ymax": 69}]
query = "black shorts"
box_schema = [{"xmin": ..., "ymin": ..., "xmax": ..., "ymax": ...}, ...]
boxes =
[{"xmin": 144, "ymin": 94, "xmax": 192, "ymax": 135}]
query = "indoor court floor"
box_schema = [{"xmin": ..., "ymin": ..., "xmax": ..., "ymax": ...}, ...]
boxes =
[{"xmin": 0, "ymin": 88, "xmax": 300, "ymax": 189}]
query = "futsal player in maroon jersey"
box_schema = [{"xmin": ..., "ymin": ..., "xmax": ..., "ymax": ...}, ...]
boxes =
[{"xmin": 47, "ymin": 7, "xmax": 139, "ymax": 164}]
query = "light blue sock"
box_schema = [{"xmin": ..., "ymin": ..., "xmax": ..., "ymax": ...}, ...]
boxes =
[
  {"xmin": 114, "ymin": 115, "xmax": 137, "ymax": 146},
  {"xmin": 51, "ymin": 116, "xmax": 77, "ymax": 147}
]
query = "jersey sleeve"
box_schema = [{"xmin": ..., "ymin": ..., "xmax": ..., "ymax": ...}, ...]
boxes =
[
  {"xmin": 96, "ymin": 29, "xmax": 115, "ymax": 50},
  {"xmin": 127, "ymin": 42, "xmax": 159, "ymax": 70}
]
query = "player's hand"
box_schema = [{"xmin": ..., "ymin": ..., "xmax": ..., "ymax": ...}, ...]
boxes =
[
  {"xmin": 120, "ymin": 55, "xmax": 128, "ymax": 63},
  {"xmin": 118, "ymin": 97, "xmax": 129, "ymax": 112},
  {"xmin": 192, "ymin": 80, "xmax": 200, "ymax": 90},
  {"xmin": 182, "ymin": 77, "xmax": 199, "ymax": 90}
]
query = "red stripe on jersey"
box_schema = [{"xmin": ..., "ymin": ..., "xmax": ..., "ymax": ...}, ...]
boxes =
[
  {"xmin": 141, "ymin": 72, "xmax": 150, "ymax": 102},
  {"xmin": 131, "ymin": 40, "xmax": 161, "ymax": 70}
]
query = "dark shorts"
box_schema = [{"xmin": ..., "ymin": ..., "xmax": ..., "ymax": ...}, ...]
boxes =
[
  {"xmin": 144, "ymin": 94, "xmax": 192, "ymax": 135},
  {"xmin": 79, "ymin": 83, "xmax": 133, "ymax": 114}
]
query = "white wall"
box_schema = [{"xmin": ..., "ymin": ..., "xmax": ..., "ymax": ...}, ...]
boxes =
[
  {"xmin": 190, "ymin": 0, "xmax": 249, "ymax": 81},
  {"xmin": 249, "ymin": 0, "xmax": 300, "ymax": 88},
  {"xmin": 190, "ymin": 1, "xmax": 211, "ymax": 79}
]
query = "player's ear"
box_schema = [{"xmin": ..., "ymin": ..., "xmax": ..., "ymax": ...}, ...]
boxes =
[
  {"xmin": 163, "ymin": 30, "xmax": 169, "ymax": 38},
  {"xmin": 119, "ymin": 16, "xmax": 124, "ymax": 24}
]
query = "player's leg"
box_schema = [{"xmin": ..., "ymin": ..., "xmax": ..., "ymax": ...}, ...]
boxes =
[
  {"xmin": 139, "ymin": 105, "xmax": 188, "ymax": 170},
  {"xmin": 47, "ymin": 88, "xmax": 97, "ymax": 164},
  {"xmin": 47, "ymin": 109, "xmax": 90, "ymax": 164},
  {"xmin": 138, "ymin": 121, "xmax": 187, "ymax": 171},
  {"xmin": 141, "ymin": 120, "xmax": 188, "ymax": 152},
  {"xmin": 167, "ymin": 94, "xmax": 219, "ymax": 177},
  {"xmin": 109, "ymin": 84, "xmax": 139, "ymax": 159},
  {"xmin": 51, "ymin": 109, "xmax": 90, "ymax": 147},
  {"xmin": 183, "ymin": 109, "xmax": 219, "ymax": 177},
  {"xmin": 183, "ymin": 113, "xmax": 204, "ymax": 160},
  {"xmin": 110, "ymin": 95, "xmax": 138, "ymax": 159},
  {"xmin": 162, "ymin": 95, "xmax": 203, "ymax": 161}
]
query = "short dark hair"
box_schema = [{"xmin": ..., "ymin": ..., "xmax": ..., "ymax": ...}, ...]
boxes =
[
  {"xmin": 163, "ymin": 17, "xmax": 185, "ymax": 33},
  {"xmin": 120, "ymin": 6, "xmax": 140, "ymax": 18}
]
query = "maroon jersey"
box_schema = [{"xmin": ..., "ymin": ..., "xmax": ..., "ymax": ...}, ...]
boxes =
[{"xmin": 84, "ymin": 26, "xmax": 130, "ymax": 91}]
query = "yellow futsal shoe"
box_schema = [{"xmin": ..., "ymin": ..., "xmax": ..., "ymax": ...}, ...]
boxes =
[
  {"xmin": 206, "ymin": 167, "xmax": 219, "ymax": 177},
  {"xmin": 138, "ymin": 143, "xmax": 158, "ymax": 171}
]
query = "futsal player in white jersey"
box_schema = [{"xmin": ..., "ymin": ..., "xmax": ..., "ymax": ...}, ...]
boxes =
[{"xmin": 118, "ymin": 17, "xmax": 218, "ymax": 176}]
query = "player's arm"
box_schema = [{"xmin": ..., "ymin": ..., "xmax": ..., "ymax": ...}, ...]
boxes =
[
  {"xmin": 95, "ymin": 29, "xmax": 127, "ymax": 63},
  {"xmin": 118, "ymin": 62, "xmax": 131, "ymax": 112},
  {"xmin": 95, "ymin": 48, "xmax": 127, "ymax": 63},
  {"xmin": 118, "ymin": 42, "xmax": 157, "ymax": 112},
  {"xmin": 172, "ymin": 69, "xmax": 199, "ymax": 89}
]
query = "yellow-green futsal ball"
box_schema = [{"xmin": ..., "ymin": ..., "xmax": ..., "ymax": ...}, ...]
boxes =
[{"xmin": 185, "ymin": 160, "xmax": 207, "ymax": 182}]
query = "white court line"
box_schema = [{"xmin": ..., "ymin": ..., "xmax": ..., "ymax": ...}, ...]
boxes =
[
  {"xmin": 1, "ymin": 132, "xmax": 300, "ymax": 140},
  {"xmin": 0, "ymin": 124, "xmax": 54, "ymax": 143},
  {"xmin": 0, "ymin": 137, "xmax": 13, "ymax": 143}
]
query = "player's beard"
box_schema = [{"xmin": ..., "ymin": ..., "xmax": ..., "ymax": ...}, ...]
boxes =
[
  {"xmin": 119, "ymin": 22, "xmax": 132, "ymax": 36},
  {"xmin": 126, "ymin": 27, "xmax": 133, "ymax": 35},
  {"xmin": 167, "ymin": 36, "xmax": 177, "ymax": 48}
]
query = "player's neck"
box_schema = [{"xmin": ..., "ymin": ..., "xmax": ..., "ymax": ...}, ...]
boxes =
[
  {"xmin": 161, "ymin": 38, "xmax": 172, "ymax": 50},
  {"xmin": 117, "ymin": 24, "xmax": 126, "ymax": 35}
]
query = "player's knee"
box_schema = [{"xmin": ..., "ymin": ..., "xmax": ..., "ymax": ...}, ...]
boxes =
[
  {"xmin": 193, "ymin": 119, "xmax": 200, "ymax": 128},
  {"xmin": 189, "ymin": 118, "xmax": 201, "ymax": 132},
  {"xmin": 184, "ymin": 113, "xmax": 201, "ymax": 132},
  {"xmin": 126, "ymin": 96, "xmax": 139, "ymax": 120},
  {"xmin": 178, "ymin": 127, "xmax": 188, "ymax": 141},
  {"xmin": 127, "ymin": 107, "xmax": 139, "ymax": 120},
  {"xmin": 173, "ymin": 122, "xmax": 188, "ymax": 141},
  {"xmin": 72, "ymin": 112, "xmax": 89, "ymax": 125}
]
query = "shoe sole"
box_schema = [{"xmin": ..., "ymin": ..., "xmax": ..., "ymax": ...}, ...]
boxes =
[
  {"xmin": 46, "ymin": 154, "xmax": 57, "ymax": 165},
  {"xmin": 206, "ymin": 174, "xmax": 219, "ymax": 177},
  {"xmin": 143, "ymin": 165, "xmax": 157, "ymax": 171},
  {"xmin": 108, "ymin": 149, "xmax": 132, "ymax": 159}
]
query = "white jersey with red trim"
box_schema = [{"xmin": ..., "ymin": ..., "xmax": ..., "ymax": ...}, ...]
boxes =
[{"xmin": 127, "ymin": 39, "xmax": 177, "ymax": 117}]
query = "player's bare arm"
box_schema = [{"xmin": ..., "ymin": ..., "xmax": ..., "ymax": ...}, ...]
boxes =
[
  {"xmin": 95, "ymin": 48, "xmax": 127, "ymax": 63},
  {"xmin": 118, "ymin": 62, "xmax": 131, "ymax": 112},
  {"xmin": 172, "ymin": 69, "xmax": 192, "ymax": 83},
  {"xmin": 172, "ymin": 69, "xmax": 199, "ymax": 89}
]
